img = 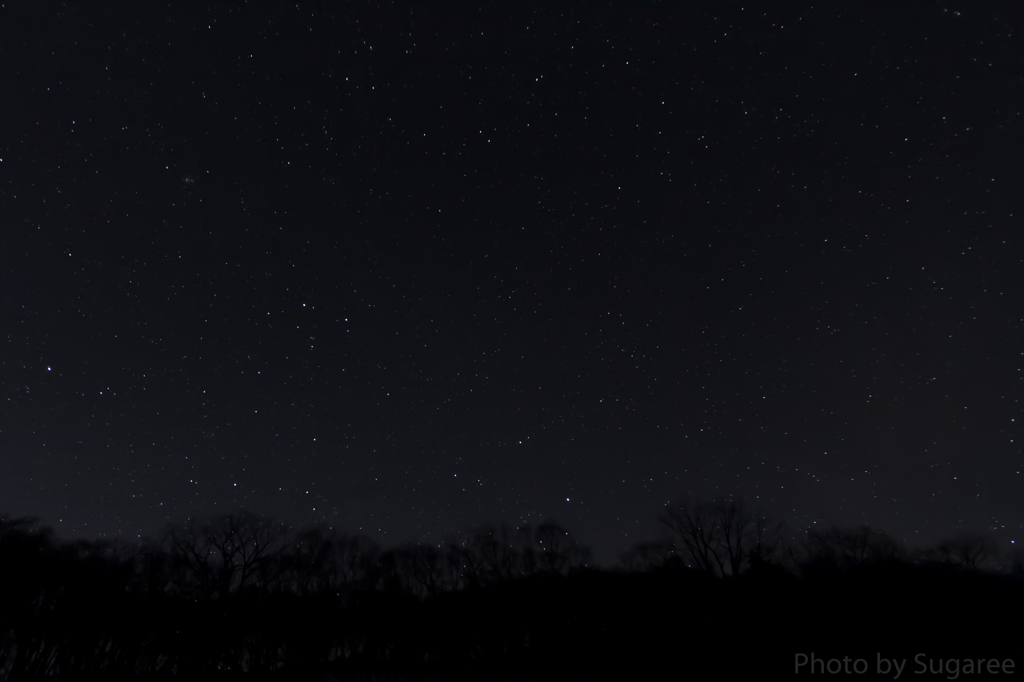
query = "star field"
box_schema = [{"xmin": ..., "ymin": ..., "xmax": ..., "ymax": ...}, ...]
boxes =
[{"xmin": 1, "ymin": 2, "xmax": 1022, "ymax": 564}]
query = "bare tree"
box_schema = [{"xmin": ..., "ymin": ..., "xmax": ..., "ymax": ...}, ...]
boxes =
[
  {"xmin": 534, "ymin": 521, "xmax": 592, "ymax": 575},
  {"xmin": 402, "ymin": 544, "xmax": 447, "ymax": 597},
  {"xmin": 332, "ymin": 532, "xmax": 381, "ymax": 592},
  {"xmin": 660, "ymin": 499, "xmax": 723, "ymax": 575},
  {"xmin": 937, "ymin": 531, "xmax": 999, "ymax": 571},
  {"xmin": 165, "ymin": 511, "xmax": 291, "ymax": 601},
  {"xmin": 659, "ymin": 498, "xmax": 783, "ymax": 577},
  {"xmin": 374, "ymin": 543, "xmax": 450, "ymax": 598},
  {"xmin": 446, "ymin": 523, "xmax": 522, "ymax": 588},
  {"xmin": 802, "ymin": 525, "xmax": 905, "ymax": 572},
  {"xmin": 716, "ymin": 499, "xmax": 757, "ymax": 577},
  {"xmin": 280, "ymin": 525, "xmax": 378, "ymax": 597},
  {"xmin": 749, "ymin": 510, "xmax": 786, "ymax": 567},
  {"xmin": 446, "ymin": 529, "xmax": 492, "ymax": 590},
  {"xmin": 442, "ymin": 521, "xmax": 592, "ymax": 589}
]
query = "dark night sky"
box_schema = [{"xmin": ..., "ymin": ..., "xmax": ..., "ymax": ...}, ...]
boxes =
[{"xmin": 2, "ymin": 1, "xmax": 1021, "ymax": 565}]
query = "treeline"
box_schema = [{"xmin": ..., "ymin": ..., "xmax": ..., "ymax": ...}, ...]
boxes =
[
  {"xmin": 0, "ymin": 501, "xmax": 1020, "ymax": 681},
  {"xmin": 625, "ymin": 498, "xmax": 1023, "ymax": 577}
]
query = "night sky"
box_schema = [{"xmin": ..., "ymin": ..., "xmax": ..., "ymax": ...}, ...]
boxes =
[{"xmin": 3, "ymin": 2, "xmax": 1021, "ymax": 565}]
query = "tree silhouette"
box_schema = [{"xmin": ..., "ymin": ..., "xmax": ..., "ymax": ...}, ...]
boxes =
[
  {"xmin": 800, "ymin": 524, "xmax": 905, "ymax": 574},
  {"xmin": 385, "ymin": 543, "xmax": 448, "ymax": 598},
  {"xmin": 445, "ymin": 523, "xmax": 521, "ymax": 588},
  {"xmin": 659, "ymin": 498, "xmax": 781, "ymax": 576},
  {"xmin": 281, "ymin": 524, "xmax": 380, "ymax": 598},
  {"xmin": 660, "ymin": 499, "xmax": 721, "ymax": 574},
  {"xmin": 749, "ymin": 506, "xmax": 787, "ymax": 567},
  {"xmin": 936, "ymin": 530, "xmax": 999, "ymax": 571},
  {"xmin": 165, "ymin": 510, "xmax": 291, "ymax": 602},
  {"xmin": 532, "ymin": 521, "xmax": 592, "ymax": 575}
]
